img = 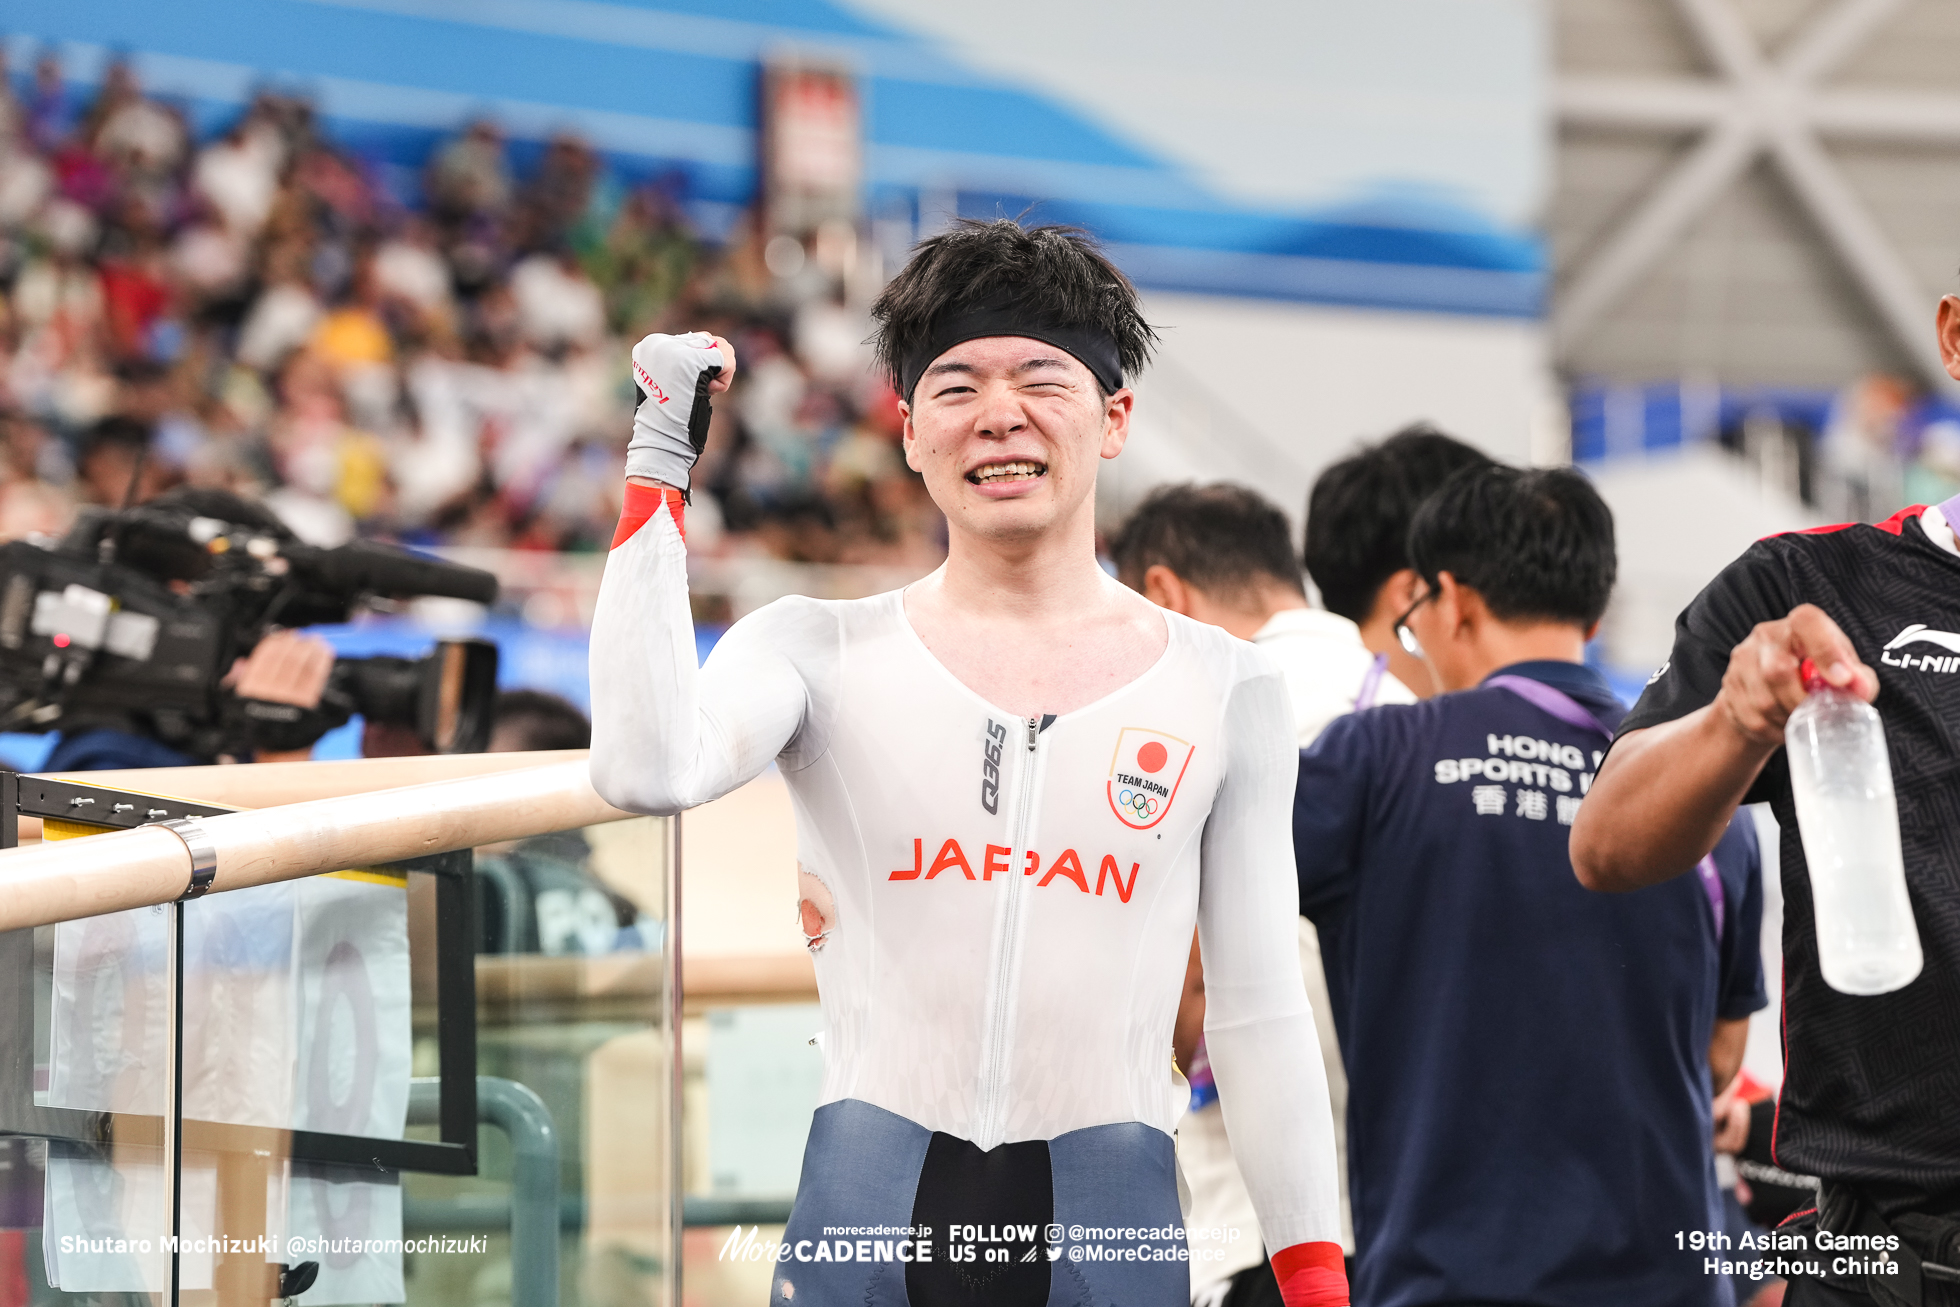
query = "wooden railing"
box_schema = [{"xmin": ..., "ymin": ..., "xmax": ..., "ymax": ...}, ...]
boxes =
[{"xmin": 0, "ymin": 752, "xmax": 630, "ymax": 932}]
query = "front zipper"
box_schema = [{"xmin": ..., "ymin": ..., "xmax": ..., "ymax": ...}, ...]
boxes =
[{"xmin": 973, "ymin": 715, "xmax": 1042, "ymax": 1149}]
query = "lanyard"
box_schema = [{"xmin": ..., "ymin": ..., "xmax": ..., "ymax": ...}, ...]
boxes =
[
  {"xmin": 1355, "ymin": 652, "xmax": 1388, "ymax": 712},
  {"xmin": 1485, "ymin": 674, "xmax": 1726, "ymax": 939}
]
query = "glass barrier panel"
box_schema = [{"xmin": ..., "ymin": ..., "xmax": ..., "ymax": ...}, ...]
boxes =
[
  {"xmin": 8, "ymin": 899, "xmax": 169, "ymax": 1305},
  {"xmin": 2, "ymin": 800, "xmax": 675, "ymax": 1307},
  {"xmin": 402, "ymin": 815, "xmax": 675, "ymax": 1307},
  {"xmin": 670, "ymin": 774, "xmax": 822, "ymax": 1307}
]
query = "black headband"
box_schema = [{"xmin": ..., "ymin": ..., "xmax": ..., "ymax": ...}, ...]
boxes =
[{"xmin": 898, "ymin": 303, "xmax": 1123, "ymax": 402}]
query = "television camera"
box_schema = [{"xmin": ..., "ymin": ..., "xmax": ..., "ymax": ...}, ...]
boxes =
[{"xmin": 0, "ymin": 496, "xmax": 502, "ymax": 762}]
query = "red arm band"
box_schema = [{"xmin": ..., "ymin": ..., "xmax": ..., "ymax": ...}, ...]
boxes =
[
  {"xmin": 1271, "ymin": 1241, "xmax": 1348, "ymax": 1307},
  {"xmin": 612, "ymin": 481, "xmax": 686, "ymax": 548}
]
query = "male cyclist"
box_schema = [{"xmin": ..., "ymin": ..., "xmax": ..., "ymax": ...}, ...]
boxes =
[{"xmin": 590, "ymin": 220, "xmax": 1344, "ymax": 1307}]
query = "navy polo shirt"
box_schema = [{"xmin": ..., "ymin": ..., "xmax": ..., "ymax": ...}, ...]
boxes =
[{"xmin": 1295, "ymin": 660, "xmax": 1765, "ymax": 1307}]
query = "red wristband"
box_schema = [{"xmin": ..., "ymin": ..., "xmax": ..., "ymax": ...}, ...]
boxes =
[
  {"xmin": 612, "ymin": 482, "xmax": 686, "ymax": 548},
  {"xmin": 1271, "ymin": 1241, "xmax": 1348, "ymax": 1307}
]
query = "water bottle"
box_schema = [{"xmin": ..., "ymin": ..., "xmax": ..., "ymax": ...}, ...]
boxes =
[{"xmin": 1785, "ymin": 662, "xmax": 1923, "ymax": 995}]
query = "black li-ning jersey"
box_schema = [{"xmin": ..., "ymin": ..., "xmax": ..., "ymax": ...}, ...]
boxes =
[{"xmin": 1621, "ymin": 506, "xmax": 1960, "ymax": 1196}]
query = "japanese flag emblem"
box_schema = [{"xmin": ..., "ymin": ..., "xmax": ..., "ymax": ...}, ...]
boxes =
[{"xmin": 1107, "ymin": 728, "xmax": 1195, "ymax": 831}]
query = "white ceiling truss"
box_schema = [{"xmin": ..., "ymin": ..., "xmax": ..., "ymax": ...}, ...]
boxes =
[{"xmin": 1555, "ymin": 0, "xmax": 1960, "ymax": 395}]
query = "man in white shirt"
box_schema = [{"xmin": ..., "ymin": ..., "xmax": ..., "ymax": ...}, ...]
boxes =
[
  {"xmin": 1111, "ymin": 482, "xmax": 1409, "ymax": 1302},
  {"xmin": 1112, "ymin": 480, "xmax": 1416, "ymax": 746},
  {"xmin": 1113, "ymin": 435, "xmax": 1495, "ymax": 1305}
]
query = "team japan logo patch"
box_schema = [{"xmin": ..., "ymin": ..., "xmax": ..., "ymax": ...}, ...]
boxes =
[{"xmin": 1107, "ymin": 728, "xmax": 1195, "ymax": 831}]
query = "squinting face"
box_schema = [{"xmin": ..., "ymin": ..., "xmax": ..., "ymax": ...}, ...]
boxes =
[{"xmin": 900, "ymin": 335, "xmax": 1131, "ymax": 545}]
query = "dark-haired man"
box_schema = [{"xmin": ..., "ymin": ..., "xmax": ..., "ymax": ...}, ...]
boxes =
[
  {"xmin": 1111, "ymin": 482, "xmax": 1410, "ymax": 1291},
  {"xmin": 591, "ymin": 220, "xmax": 1346, "ymax": 1307},
  {"xmin": 1294, "ymin": 466, "xmax": 1765, "ymax": 1307},
  {"xmin": 1303, "ymin": 424, "xmax": 1493, "ymax": 697},
  {"xmin": 1110, "ymin": 482, "xmax": 1415, "ymax": 741},
  {"xmin": 1572, "ymin": 299, "xmax": 1960, "ymax": 1306}
]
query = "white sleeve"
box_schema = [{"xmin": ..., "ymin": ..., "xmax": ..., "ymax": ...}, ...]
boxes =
[
  {"xmin": 588, "ymin": 500, "xmax": 820, "ymax": 815},
  {"xmin": 1197, "ymin": 662, "xmax": 1343, "ymax": 1252}
]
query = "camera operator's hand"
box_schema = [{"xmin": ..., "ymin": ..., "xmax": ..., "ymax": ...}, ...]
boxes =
[
  {"xmin": 625, "ymin": 332, "xmax": 734, "ymax": 492},
  {"xmin": 225, "ymin": 629, "xmax": 342, "ymax": 762},
  {"xmin": 231, "ymin": 629, "xmax": 335, "ymax": 706}
]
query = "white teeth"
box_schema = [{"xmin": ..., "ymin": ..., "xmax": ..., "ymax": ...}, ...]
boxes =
[{"xmin": 971, "ymin": 461, "xmax": 1044, "ymax": 483}]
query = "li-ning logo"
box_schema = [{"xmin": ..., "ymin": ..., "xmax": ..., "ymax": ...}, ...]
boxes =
[
  {"xmin": 1880, "ymin": 624, "xmax": 1960, "ymax": 673},
  {"xmin": 981, "ymin": 719, "xmax": 1007, "ymax": 814},
  {"xmin": 1106, "ymin": 728, "xmax": 1195, "ymax": 831}
]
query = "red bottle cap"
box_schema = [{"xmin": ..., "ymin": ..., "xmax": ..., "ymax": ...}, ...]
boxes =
[{"xmin": 1798, "ymin": 657, "xmax": 1828, "ymax": 692}]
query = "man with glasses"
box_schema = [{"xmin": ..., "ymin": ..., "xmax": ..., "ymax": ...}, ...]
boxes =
[{"xmin": 1293, "ymin": 465, "xmax": 1766, "ymax": 1307}]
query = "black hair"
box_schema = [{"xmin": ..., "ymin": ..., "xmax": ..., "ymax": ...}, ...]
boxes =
[
  {"xmin": 1302, "ymin": 423, "xmax": 1494, "ymax": 622},
  {"xmin": 1407, "ymin": 464, "xmax": 1616, "ymax": 627},
  {"xmin": 1107, "ymin": 482, "xmax": 1304, "ymax": 600},
  {"xmin": 492, "ymin": 688, "xmax": 591, "ymax": 752},
  {"xmin": 870, "ymin": 219, "xmax": 1157, "ymax": 399},
  {"xmin": 78, "ymin": 414, "xmax": 152, "ymax": 462}
]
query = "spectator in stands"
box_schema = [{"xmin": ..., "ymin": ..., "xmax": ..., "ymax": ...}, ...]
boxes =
[
  {"xmin": 510, "ymin": 242, "xmax": 606, "ymax": 350},
  {"xmin": 236, "ymin": 243, "xmax": 321, "ymax": 372},
  {"xmin": 516, "ymin": 132, "xmax": 603, "ymax": 251},
  {"xmin": 96, "ymin": 197, "xmax": 176, "ymax": 362},
  {"xmin": 76, "ymin": 413, "xmax": 169, "ymax": 507},
  {"xmin": 489, "ymin": 688, "xmax": 591, "ymax": 754},
  {"xmin": 1111, "ymin": 481, "xmax": 1410, "ymax": 1299},
  {"xmin": 588, "ymin": 182, "xmax": 695, "ymax": 333},
  {"xmin": 0, "ymin": 64, "xmax": 936, "ymax": 567},
  {"xmin": 89, "ymin": 63, "xmax": 186, "ymax": 196},
  {"xmin": 372, "ymin": 214, "xmax": 454, "ymax": 333},
  {"xmin": 0, "ymin": 406, "xmax": 75, "ymax": 540},
  {"xmin": 1295, "ymin": 465, "xmax": 1765, "ymax": 1306},
  {"xmin": 426, "ymin": 118, "xmax": 510, "ymax": 225},
  {"xmin": 26, "ymin": 53, "xmax": 76, "ymax": 151},
  {"xmin": 0, "ymin": 121, "xmax": 52, "ymax": 233},
  {"xmin": 1303, "ymin": 423, "xmax": 1494, "ymax": 698},
  {"xmin": 191, "ymin": 118, "xmax": 281, "ymax": 238}
]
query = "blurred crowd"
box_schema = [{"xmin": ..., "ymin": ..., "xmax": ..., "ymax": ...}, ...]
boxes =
[
  {"xmin": 1814, "ymin": 374, "xmax": 1960, "ymax": 523},
  {"xmin": 0, "ymin": 47, "xmax": 944, "ymax": 573},
  {"xmin": 1720, "ymin": 374, "xmax": 1960, "ymax": 522}
]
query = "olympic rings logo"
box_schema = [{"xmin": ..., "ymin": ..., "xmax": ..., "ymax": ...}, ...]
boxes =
[{"xmin": 1117, "ymin": 788, "xmax": 1158, "ymax": 819}]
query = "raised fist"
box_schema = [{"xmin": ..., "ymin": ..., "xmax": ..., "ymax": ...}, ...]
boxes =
[{"xmin": 624, "ymin": 332, "xmax": 735, "ymax": 491}]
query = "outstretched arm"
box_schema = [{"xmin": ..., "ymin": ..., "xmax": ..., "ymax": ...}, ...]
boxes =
[
  {"xmin": 588, "ymin": 334, "xmax": 809, "ymax": 815},
  {"xmin": 1198, "ymin": 668, "xmax": 1347, "ymax": 1307},
  {"xmin": 1572, "ymin": 603, "xmax": 1875, "ymax": 892}
]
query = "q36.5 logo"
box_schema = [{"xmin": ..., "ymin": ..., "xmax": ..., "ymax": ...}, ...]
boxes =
[{"xmin": 1106, "ymin": 728, "xmax": 1195, "ymax": 831}]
